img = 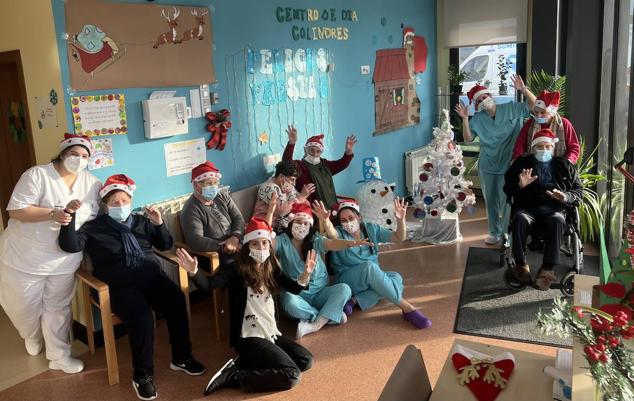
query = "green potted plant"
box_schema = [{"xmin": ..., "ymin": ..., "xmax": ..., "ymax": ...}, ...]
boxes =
[
  {"xmin": 497, "ymin": 55, "xmax": 509, "ymax": 95},
  {"xmin": 448, "ymin": 65, "xmax": 468, "ymax": 95},
  {"xmin": 577, "ymin": 137, "xmax": 607, "ymax": 243}
]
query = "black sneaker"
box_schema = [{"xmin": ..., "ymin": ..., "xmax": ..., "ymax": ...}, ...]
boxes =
[
  {"xmin": 204, "ymin": 358, "xmax": 239, "ymax": 395},
  {"xmin": 170, "ymin": 356, "xmax": 206, "ymax": 376},
  {"xmin": 132, "ymin": 376, "xmax": 157, "ymax": 401}
]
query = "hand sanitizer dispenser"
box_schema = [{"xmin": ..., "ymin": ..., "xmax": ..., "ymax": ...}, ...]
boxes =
[{"xmin": 142, "ymin": 97, "xmax": 189, "ymax": 139}]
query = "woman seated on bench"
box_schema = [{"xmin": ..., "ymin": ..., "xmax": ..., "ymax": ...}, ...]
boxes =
[
  {"xmin": 321, "ymin": 199, "xmax": 432, "ymax": 330},
  {"xmin": 267, "ymin": 196, "xmax": 370, "ymax": 339},
  {"xmin": 58, "ymin": 174, "xmax": 204, "ymax": 401}
]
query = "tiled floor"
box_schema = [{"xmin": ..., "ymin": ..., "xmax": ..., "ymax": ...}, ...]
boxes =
[{"xmin": 0, "ymin": 205, "xmax": 568, "ymax": 401}]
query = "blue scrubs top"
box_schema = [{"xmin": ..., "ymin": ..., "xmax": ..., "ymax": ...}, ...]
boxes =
[
  {"xmin": 470, "ymin": 101, "xmax": 530, "ymax": 174},
  {"xmin": 274, "ymin": 233, "xmax": 329, "ymax": 296},
  {"xmin": 329, "ymin": 222, "xmax": 392, "ymax": 276}
]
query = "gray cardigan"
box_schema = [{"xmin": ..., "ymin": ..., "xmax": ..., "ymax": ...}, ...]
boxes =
[{"xmin": 180, "ymin": 192, "xmax": 245, "ymax": 252}]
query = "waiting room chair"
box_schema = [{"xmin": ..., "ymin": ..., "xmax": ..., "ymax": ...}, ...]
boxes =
[
  {"xmin": 76, "ymin": 251, "xmax": 190, "ymax": 385},
  {"xmin": 377, "ymin": 344, "xmax": 432, "ymax": 401}
]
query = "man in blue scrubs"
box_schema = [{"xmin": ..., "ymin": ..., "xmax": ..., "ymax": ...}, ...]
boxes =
[{"xmin": 455, "ymin": 77, "xmax": 536, "ymax": 245}]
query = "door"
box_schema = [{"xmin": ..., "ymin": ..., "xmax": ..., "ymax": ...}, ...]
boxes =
[{"xmin": 0, "ymin": 50, "xmax": 36, "ymax": 227}]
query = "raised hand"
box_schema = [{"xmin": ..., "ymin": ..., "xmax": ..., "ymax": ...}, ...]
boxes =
[
  {"xmin": 176, "ymin": 248, "xmax": 198, "ymax": 274},
  {"xmin": 345, "ymin": 135, "xmax": 357, "ymax": 155},
  {"xmin": 268, "ymin": 191, "xmax": 278, "ymax": 212},
  {"xmin": 304, "ymin": 249, "xmax": 317, "ymax": 274},
  {"xmin": 546, "ymin": 189, "xmax": 566, "ymax": 203},
  {"xmin": 511, "ymin": 74, "xmax": 525, "ymax": 91},
  {"xmin": 311, "ymin": 200, "xmax": 330, "ymax": 221},
  {"xmin": 65, "ymin": 199, "xmax": 82, "ymax": 214},
  {"xmin": 518, "ymin": 168, "xmax": 538, "ymax": 189},
  {"xmin": 455, "ymin": 101, "xmax": 468, "ymax": 119},
  {"xmin": 286, "ymin": 125, "xmax": 298, "ymax": 145},
  {"xmin": 145, "ymin": 206, "xmax": 163, "ymax": 225},
  {"xmin": 393, "ymin": 197, "xmax": 407, "ymax": 220},
  {"xmin": 300, "ymin": 183, "xmax": 315, "ymax": 199}
]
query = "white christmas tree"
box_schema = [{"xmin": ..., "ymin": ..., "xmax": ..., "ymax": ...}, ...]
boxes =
[{"xmin": 412, "ymin": 109, "xmax": 476, "ymax": 218}]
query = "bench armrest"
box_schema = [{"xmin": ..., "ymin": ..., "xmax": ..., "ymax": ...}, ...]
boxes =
[{"xmin": 76, "ymin": 269, "xmax": 109, "ymax": 292}]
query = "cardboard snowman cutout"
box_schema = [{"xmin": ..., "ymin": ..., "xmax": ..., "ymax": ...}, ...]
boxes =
[{"xmin": 356, "ymin": 157, "xmax": 397, "ymax": 231}]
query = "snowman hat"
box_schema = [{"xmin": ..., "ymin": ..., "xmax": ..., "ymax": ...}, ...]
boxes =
[{"xmin": 357, "ymin": 156, "xmax": 383, "ymax": 183}]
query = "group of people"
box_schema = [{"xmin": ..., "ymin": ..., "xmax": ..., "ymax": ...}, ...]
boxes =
[
  {"xmin": 456, "ymin": 75, "xmax": 582, "ymax": 291},
  {"xmin": 0, "ymin": 127, "xmax": 431, "ymax": 400}
]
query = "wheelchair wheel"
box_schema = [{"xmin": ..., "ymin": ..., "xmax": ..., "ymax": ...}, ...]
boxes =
[
  {"xmin": 499, "ymin": 233, "xmax": 509, "ymax": 267},
  {"xmin": 573, "ymin": 235, "xmax": 584, "ymax": 274},
  {"xmin": 560, "ymin": 271, "xmax": 575, "ymax": 297}
]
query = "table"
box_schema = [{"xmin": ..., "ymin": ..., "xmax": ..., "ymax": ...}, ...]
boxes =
[{"xmin": 429, "ymin": 339, "xmax": 555, "ymax": 401}]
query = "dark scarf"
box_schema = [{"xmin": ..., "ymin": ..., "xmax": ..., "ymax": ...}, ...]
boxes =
[
  {"xmin": 105, "ymin": 214, "xmax": 144, "ymax": 268},
  {"xmin": 303, "ymin": 159, "xmax": 337, "ymax": 209}
]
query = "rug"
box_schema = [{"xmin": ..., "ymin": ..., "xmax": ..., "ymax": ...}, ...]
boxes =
[{"xmin": 453, "ymin": 247, "xmax": 599, "ymax": 347}]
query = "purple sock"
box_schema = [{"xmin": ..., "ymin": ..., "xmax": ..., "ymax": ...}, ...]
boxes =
[
  {"xmin": 403, "ymin": 310, "xmax": 432, "ymax": 329},
  {"xmin": 343, "ymin": 299, "xmax": 355, "ymax": 316}
]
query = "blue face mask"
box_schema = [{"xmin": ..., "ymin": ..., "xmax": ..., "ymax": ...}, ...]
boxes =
[
  {"xmin": 534, "ymin": 149, "xmax": 553, "ymax": 163},
  {"xmin": 108, "ymin": 204, "xmax": 132, "ymax": 222},
  {"xmin": 533, "ymin": 115, "xmax": 549, "ymax": 125},
  {"xmin": 201, "ymin": 185, "xmax": 220, "ymax": 200}
]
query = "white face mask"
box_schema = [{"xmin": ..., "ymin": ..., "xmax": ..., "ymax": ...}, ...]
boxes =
[
  {"xmin": 291, "ymin": 223, "xmax": 311, "ymax": 240},
  {"xmin": 342, "ymin": 220, "xmax": 360, "ymax": 235},
  {"xmin": 477, "ymin": 97, "xmax": 495, "ymax": 112},
  {"xmin": 249, "ymin": 248, "xmax": 270, "ymax": 264},
  {"xmin": 282, "ymin": 182, "xmax": 294, "ymax": 193},
  {"xmin": 304, "ymin": 155, "xmax": 321, "ymax": 165},
  {"xmin": 63, "ymin": 155, "xmax": 88, "ymax": 173}
]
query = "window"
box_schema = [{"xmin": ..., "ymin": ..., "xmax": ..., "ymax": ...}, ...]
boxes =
[
  {"xmin": 460, "ymin": 55, "xmax": 488, "ymax": 83},
  {"xmin": 392, "ymin": 88, "xmax": 405, "ymax": 106}
]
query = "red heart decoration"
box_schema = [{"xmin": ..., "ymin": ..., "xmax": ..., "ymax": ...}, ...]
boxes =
[{"xmin": 451, "ymin": 353, "xmax": 515, "ymax": 401}]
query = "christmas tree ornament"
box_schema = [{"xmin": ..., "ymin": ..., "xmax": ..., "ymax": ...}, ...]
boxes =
[
  {"xmin": 451, "ymin": 344, "xmax": 515, "ymax": 401},
  {"xmin": 412, "ymin": 109, "xmax": 476, "ymax": 218}
]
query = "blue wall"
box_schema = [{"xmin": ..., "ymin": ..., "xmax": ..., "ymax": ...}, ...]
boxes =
[{"xmin": 52, "ymin": 0, "xmax": 436, "ymax": 207}]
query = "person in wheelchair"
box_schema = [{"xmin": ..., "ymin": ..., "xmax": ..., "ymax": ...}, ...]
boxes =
[{"xmin": 503, "ymin": 128, "xmax": 583, "ymax": 290}]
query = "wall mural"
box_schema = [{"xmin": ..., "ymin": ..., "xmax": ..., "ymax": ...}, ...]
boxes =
[
  {"xmin": 372, "ymin": 26, "xmax": 428, "ymax": 135},
  {"xmin": 65, "ymin": 0, "xmax": 215, "ymax": 90}
]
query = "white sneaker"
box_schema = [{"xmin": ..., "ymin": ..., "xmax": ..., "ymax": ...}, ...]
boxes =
[
  {"xmin": 25, "ymin": 338, "xmax": 43, "ymax": 356},
  {"xmin": 484, "ymin": 235, "xmax": 500, "ymax": 245},
  {"xmin": 49, "ymin": 357, "xmax": 84, "ymax": 374}
]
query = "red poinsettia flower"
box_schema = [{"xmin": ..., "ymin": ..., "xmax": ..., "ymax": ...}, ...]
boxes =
[
  {"xmin": 599, "ymin": 304, "xmax": 634, "ymax": 321},
  {"xmin": 598, "ymin": 282, "xmax": 627, "ymax": 298}
]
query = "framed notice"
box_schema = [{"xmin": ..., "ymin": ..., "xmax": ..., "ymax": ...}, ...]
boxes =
[
  {"xmin": 88, "ymin": 138, "xmax": 115, "ymax": 170},
  {"xmin": 71, "ymin": 93, "xmax": 127, "ymax": 136},
  {"xmin": 164, "ymin": 138, "xmax": 206, "ymax": 177}
]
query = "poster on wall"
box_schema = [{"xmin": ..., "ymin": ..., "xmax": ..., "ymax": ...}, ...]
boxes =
[
  {"xmin": 372, "ymin": 27, "xmax": 426, "ymax": 135},
  {"xmin": 88, "ymin": 138, "xmax": 115, "ymax": 170},
  {"xmin": 164, "ymin": 138, "xmax": 206, "ymax": 177},
  {"xmin": 35, "ymin": 96, "xmax": 58, "ymax": 129},
  {"xmin": 71, "ymin": 93, "xmax": 127, "ymax": 136},
  {"xmin": 65, "ymin": 0, "xmax": 215, "ymax": 90}
]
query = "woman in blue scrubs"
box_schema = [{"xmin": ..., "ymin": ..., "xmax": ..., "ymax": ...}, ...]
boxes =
[{"xmin": 455, "ymin": 75, "xmax": 536, "ymax": 245}]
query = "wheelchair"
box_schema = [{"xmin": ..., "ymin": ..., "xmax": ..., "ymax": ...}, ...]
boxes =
[{"xmin": 499, "ymin": 201, "xmax": 584, "ymax": 296}]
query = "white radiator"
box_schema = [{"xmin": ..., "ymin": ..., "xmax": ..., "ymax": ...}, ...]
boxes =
[{"xmin": 404, "ymin": 147, "xmax": 427, "ymax": 196}]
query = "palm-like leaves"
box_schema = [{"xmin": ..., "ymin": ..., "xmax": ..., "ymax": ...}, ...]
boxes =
[
  {"xmin": 527, "ymin": 70, "xmax": 567, "ymax": 116},
  {"xmin": 577, "ymin": 137, "xmax": 606, "ymax": 242}
]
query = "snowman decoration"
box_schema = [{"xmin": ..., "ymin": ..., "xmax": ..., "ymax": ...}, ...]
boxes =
[{"xmin": 356, "ymin": 157, "xmax": 397, "ymax": 231}]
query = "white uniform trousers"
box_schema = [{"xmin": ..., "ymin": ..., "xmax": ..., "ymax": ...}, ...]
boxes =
[{"xmin": 0, "ymin": 263, "xmax": 76, "ymax": 361}]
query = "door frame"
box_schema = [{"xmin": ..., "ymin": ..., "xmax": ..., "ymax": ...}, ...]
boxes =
[{"xmin": 0, "ymin": 50, "xmax": 37, "ymax": 226}]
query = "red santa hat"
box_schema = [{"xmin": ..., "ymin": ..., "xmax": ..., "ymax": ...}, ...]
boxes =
[
  {"xmin": 305, "ymin": 134, "xmax": 325, "ymax": 151},
  {"xmin": 288, "ymin": 203, "xmax": 314, "ymax": 226},
  {"xmin": 467, "ymin": 85, "xmax": 490, "ymax": 105},
  {"xmin": 534, "ymin": 90, "xmax": 560, "ymax": 114},
  {"xmin": 60, "ymin": 133, "xmax": 92, "ymax": 156},
  {"xmin": 242, "ymin": 217, "xmax": 276, "ymax": 244},
  {"xmin": 99, "ymin": 174, "xmax": 136, "ymax": 199},
  {"xmin": 403, "ymin": 26, "xmax": 415, "ymax": 38},
  {"xmin": 332, "ymin": 199, "xmax": 360, "ymax": 216},
  {"xmin": 531, "ymin": 128, "xmax": 560, "ymax": 148},
  {"xmin": 191, "ymin": 161, "xmax": 222, "ymax": 182}
]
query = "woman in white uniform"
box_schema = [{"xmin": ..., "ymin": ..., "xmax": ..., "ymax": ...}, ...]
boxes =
[{"xmin": 0, "ymin": 133, "xmax": 101, "ymax": 374}]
